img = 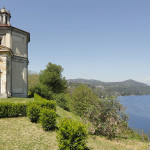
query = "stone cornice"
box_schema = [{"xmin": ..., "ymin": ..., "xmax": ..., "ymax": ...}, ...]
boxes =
[
  {"xmin": 0, "ymin": 45, "xmax": 13, "ymax": 56},
  {"xmin": 12, "ymin": 55, "xmax": 29, "ymax": 64},
  {"xmin": 0, "ymin": 26, "xmax": 30, "ymax": 42}
]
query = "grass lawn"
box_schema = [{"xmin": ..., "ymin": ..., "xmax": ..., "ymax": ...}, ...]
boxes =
[
  {"xmin": 0, "ymin": 117, "xmax": 58, "ymax": 150},
  {"xmin": 0, "ymin": 97, "xmax": 34, "ymax": 103},
  {"xmin": 0, "ymin": 117, "xmax": 148, "ymax": 150},
  {"xmin": 0, "ymin": 97, "xmax": 149, "ymax": 150},
  {"xmin": 87, "ymin": 135, "xmax": 148, "ymax": 150}
]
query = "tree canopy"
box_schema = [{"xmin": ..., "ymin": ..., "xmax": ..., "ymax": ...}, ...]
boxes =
[{"xmin": 36, "ymin": 62, "xmax": 67, "ymax": 99}]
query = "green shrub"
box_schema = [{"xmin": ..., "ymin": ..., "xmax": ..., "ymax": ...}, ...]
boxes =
[
  {"xmin": 34, "ymin": 94, "xmax": 56, "ymax": 110},
  {"xmin": 8, "ymin": 103, "xmax": 27, "ymax": 117},
  {"xmin": 37, "ymin": 100, "xmax": 56, "ymax": 110},
  {"xmin": 70, "ymin": 84, "xmax": 99, "ymax": 117},
  {"xmin": 85, "ymin": 98, "xmax": 128, "ymax": 139},
  {"xmin": 28, "ymin": 85, "xmax": 37, "ymax": 97},
  {"xmin": 70, "ymin": 84, "xmax": 128, "ymax": 139},
  {"xmin": 40, "ymin": 108, "xmax": 56, "ymax": 131},
  {"xmin": 0, "ymin": 102, "xmax": 27, "ymax": 118},
  {"xmin": 35, "ymin": 83, "xmax": 53, "ymax": 100},
  {"xmin": 125, "ymin": 128, "xmax": 148, "ymax": 141},
  {"xmin": 0, "ymin": 102, "xmax": 9, "ymax": 118},
  {"xmin": 53, "ymin": 93, "xmax": 70, "ymax": 111},
  {"xmin": 27, "ymin": 104, "xmax": 41, "ymax": 123},
  {"xmin": 57, "ymin": 118, "xmax": 88, "ymax": 150},
  {"xmin": 34, "ymin": 93, "xmax": 43, "ymax": 101},
  {"xmin": 28, "ymin": 70, "xmax": 39, "ymax": 97}
]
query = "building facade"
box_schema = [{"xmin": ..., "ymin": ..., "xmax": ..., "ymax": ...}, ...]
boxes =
[{"xmin": 0, "ymin": 7, "xmax": 30, "ymax": 98}]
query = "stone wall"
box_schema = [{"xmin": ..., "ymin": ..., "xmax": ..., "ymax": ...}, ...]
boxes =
[
  {"xmin": 12, "ymin": 56, "xmax": 28, "ymax": 97},
  {"xmin": 12, "ymin": 31, "xmax": 28, "ymax": 58},
  {"xmin": 0, "ymin": 26, "xmax": 29, "ymax": 98}
]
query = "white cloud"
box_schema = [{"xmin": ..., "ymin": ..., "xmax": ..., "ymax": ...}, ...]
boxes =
[
  {"xmin": 142, "ymin": 76, "xmax": 150, "ymax": 82},
  {"xmin": 140, "ymin": 76, "xmax": 150, "ymax": 85}
]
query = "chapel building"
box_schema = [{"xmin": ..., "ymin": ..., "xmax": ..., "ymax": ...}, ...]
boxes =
[{"xmin": 0, "ymin": 7, "xmax": 30, "ymax": 98}]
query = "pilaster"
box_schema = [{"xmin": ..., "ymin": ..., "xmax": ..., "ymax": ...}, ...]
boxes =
[{"xmin": 0, "ymin": 56, "xmax": 7, "ymax": 98}]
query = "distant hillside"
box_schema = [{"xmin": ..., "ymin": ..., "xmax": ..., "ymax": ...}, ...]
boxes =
[{"xmin": 68, "ymin": 79, "xmax": 150, "ymax": 96}]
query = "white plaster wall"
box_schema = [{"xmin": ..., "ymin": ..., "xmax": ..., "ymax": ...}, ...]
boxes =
[
  {"xmin": 0, "ymin": 56, "xmax": 7, "ymax": 97},
  {"xmin": 0, "ymin": 29, "xmax": 10, "ymax": 47},
  {"xmin": 0, "ymin": 35, "xmax": 5, "ymax": 46},
  {"xmin": 5, "ymin": 31, "xmax": 12, "ymax": 49}
]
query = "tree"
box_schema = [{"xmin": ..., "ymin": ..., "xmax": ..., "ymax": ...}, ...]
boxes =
[
  {"xmin": 85, "ymin": 98, "xmax": 128, "ymax": 138},
  {"xmin": 28, "ymin": 70, "xmax": 39, "ymax": 87},
  {"xmin": 36, "ymin": 62, "xmax": 67, "ymax": 99},
  {"xmin": 70, "ymin": 84, "xmax": 99, "ymax": 116},
  {"xmin": 70, "ymin": 84, "xmax": 128, "ymax": 139},
  {"xmin": 28, "ymin": 70, "xmax": 39, "ymax": 96}
]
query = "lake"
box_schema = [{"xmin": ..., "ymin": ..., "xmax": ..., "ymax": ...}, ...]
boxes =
[{"xmin": 118, "ymin": 95, "xmax": 150, "ymax": 133}]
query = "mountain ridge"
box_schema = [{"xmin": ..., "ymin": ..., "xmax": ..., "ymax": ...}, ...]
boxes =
[
  {"xmin": 68, "ymin": 78, "xmax": 149, "ymax": 86},
  {"xmin": 68, "ymin": 79, "xmax": 150, "ymax": 96}
]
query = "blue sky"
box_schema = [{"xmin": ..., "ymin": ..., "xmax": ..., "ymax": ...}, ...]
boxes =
[{"xmin": 1, "ymin": 0, "xmax": 150, "ymax": 83}]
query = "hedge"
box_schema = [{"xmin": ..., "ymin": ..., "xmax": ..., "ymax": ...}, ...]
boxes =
[
  {"xmin": 34, "ymin": 94, "xmax": 56, "ymax": 110},
  {"xmin": 34, "ymin": 94, "xmax": 43, "ymax": 101},
  {"xmin": 0, "ymin": 102, "xmax": 27, "ymax": 118},
  {"xmin": 40, "ymin": 108, "xmax": 56, "ymax": 131},
  {"xmin": 28, "ymin": 101, "xmax": 56, "ymax": 111},
  {"xmin": 27, "ymin": 104, "xmax": 41, "ymax": 123},
  {"xmin": 57, "ymin": 118, "xmax": 88, "ymax": 150},
  {"xmin": 26, "ymin": 94, "xmax": 56, "ymax": 124}
]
